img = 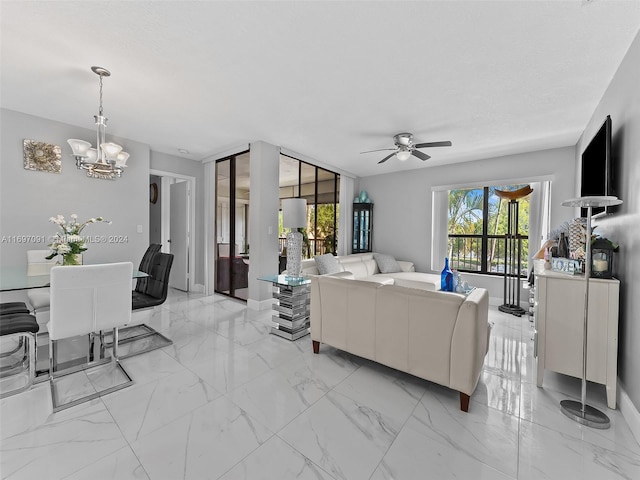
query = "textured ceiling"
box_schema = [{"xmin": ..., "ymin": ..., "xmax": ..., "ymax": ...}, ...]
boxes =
[{"xmin": 2, "ymin": 1, "xmax": 639, "ymax": 178}]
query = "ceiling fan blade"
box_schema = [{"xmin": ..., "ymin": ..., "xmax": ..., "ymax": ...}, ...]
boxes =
[
  {"xmin": 378, "ymin": 153, "xmax": 396, "ymax": 164},
  {"xmin": 413, "ymin": 141, "xmax": 452, "ymax": 148},
  {"xmin": 360, "ymin": 148, "xmax": 396, "ymax": 154},
  {"xmin": 411, "ymin": 150, "xmax": 431, "ymax": 161}
]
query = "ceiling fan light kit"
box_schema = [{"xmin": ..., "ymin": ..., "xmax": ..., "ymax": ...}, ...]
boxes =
[
  {"xmin": 360, "ymin": 132, "xmax": 452, "ymax": 164},
  {"xmin": 396, "ymin": 149, "xmax": 411, "ymax": 161}
]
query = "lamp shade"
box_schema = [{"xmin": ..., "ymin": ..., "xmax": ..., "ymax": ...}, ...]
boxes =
[
  {"xmin": 100, "ymin": 142, "xmax": 123, "ymax": 160},
  {"xmin": 396, "ymin": 150, "xmax": 411, "ymax": 161},
  {"xmin": 85, "ymin": 148, "xmax": 98, "ymax": 163},
  {"xmin": 115, "ymin": 151, "xmax": 130, "ymax": 167},
  {"xmin": 282, "ymin": 198, "xmax": 307, "ymax": 228},
  {"xmin": 67, "ymin": 139, "xmax": 91, "ymax": 156}
]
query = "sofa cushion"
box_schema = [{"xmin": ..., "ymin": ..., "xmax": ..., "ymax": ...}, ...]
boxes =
[
  {"xmin": 358, "ymin": 276, "xmax": 395, "ymax": 285},
  {"xmin": 339, "ymin": 258, "xmax": 370, "ymax": 278},
  {"xmin": 385, "ymin": 271, "xmax": 441, "ymax": 291},
  {"xmin": 373, "ymin": 253, "xmax": 401, "ymax": 273},
  {"xmin": 314, "ymin": 254, "xmax": 342, "ymax": 275}
]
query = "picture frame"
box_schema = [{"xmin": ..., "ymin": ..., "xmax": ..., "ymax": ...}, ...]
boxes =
[{"xmin": 23, "ymin": 139, "xmax": 62, "ymax": 174}]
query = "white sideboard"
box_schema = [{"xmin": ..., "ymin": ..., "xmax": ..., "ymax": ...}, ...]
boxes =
[{"xmin": 534, "ymin": 269, "xmax": 619, "ymax": 409}]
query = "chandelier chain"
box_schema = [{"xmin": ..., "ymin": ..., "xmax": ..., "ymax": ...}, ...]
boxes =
[{"xmin": 98, "ymin": 74, "xmax": 104, "ymax": 117}]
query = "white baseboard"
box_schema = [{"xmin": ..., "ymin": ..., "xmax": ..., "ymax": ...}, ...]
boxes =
[
  {"xmin": 618, "ymin": 380, "xmax": 640, "ymax": 446},
  {"xmin": 489, "ymin": 296, "xmax": 502, "ymax": 307},
  {"xmin": 191, "ymin": 283, "xmax": 205, "ymax": 294},
  {"xmin": 488, "ymin": 296, "xmax": 528, "ymax": 308},
  {"xmin": 247, "ymin": 297, "xmax": 274, "ymax": 311}
]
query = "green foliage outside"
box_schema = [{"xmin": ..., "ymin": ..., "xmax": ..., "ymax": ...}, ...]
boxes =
[
  {"xmin": 279, "ymin": 202, "xmax": 340, "ymax": 257},
  {"xmin": 448, "ymin": 186, "xmax": 530, "ymax": 273}
]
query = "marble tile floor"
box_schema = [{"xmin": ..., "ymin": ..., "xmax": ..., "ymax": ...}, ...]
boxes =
[{"xmin": 1, "ymin": 288, "xmax": 639, "ymax": 479}]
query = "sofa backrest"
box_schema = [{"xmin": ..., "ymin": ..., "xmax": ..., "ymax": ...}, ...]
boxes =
[
  {"xmin": 311, "ymin": 273, "xmax": 489, "ymax": 396},
  {"xmin": 301, "ymin": 258, "xmax": 321, "ymax": 275},
  {"xmin": 338, "ymin": 255, "xmax": 375, "ymax": 278},
  {"xmin": 374, "ymin": 285, "xmax": 465, "ymax": 385},
  {"xmin": 300, "ymin": 252, "xmax": 384, "ymax": 278},
  {"xmin": 312, "ymin": 275, "xmax": 380, "ymax": 358}
]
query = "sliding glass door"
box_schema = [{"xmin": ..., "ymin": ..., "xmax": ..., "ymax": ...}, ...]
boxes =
[{"xmin": 215, "ymin": 151, "xmax": 250, "ymax": 300}]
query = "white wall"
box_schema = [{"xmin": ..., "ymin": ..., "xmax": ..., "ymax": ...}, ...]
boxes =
[
  {"xmin": 149, "ymin": 151, "xmax": 205, "ymax": 285},
  {"xmin": 0, "ymin": 108, "xmax": 149, "ymax": 268},
  {"xmin": 576, "ymin": 31, "xmax": 640, "ymax": 413},
  {"xmin": 247, "ymin": 141, "xmax": 280, "ymax": 309},
  {"xmin": 357, "ymin": 146, "xmax": 576, "ymax": 301}
]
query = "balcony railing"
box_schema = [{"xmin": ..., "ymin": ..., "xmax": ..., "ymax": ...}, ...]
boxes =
[{"xmin": 448, "ymin": 234, "xmax": 529, "ymax": 275}]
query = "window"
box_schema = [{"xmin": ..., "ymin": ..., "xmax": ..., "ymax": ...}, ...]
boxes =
[
  {"xmin": 278, "ymin": 155, "xmax": 340, "ymax": 260},
  {"xmin": 448, "ymin": 185, "xmax": 529, "ymax": 275}
]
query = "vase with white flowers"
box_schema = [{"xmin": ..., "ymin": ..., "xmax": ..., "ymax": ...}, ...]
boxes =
[{"xmin": 46, "ymin": 214, "xmax": 111, "ymax": 265}]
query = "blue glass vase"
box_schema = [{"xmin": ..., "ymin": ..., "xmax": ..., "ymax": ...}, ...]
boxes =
[{"xmin": 441, "ymin": 257, "xmax": 453, "ymax": 292}]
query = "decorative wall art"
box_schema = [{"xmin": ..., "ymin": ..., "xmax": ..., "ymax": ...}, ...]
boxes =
[{"xmin": 23, "ymin": 139, "xmax": 62, "ymax": 174}]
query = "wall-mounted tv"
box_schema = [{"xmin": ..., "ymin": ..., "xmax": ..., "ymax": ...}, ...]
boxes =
[{"xmin": 580, "ymin": 115, "xmax": 615, "ymax": 217}]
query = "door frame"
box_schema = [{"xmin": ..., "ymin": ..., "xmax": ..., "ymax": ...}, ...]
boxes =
[
  {"xmin": 213, "ymin": 153, "xmax": 250, "ymax": 300},
  {"xmin": 150, "ymin": 169, "xmax": 196, "ymax": 292}
]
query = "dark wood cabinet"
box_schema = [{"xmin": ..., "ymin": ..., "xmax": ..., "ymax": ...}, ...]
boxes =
[{"xmin": 352, "ymin": 203, "xmax": 373, "ymax": 253}]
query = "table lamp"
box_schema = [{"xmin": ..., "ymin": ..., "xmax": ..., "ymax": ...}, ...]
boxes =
[{"xmin": 282, "ymin": 198, "xmax": 307, "ymax": 278}]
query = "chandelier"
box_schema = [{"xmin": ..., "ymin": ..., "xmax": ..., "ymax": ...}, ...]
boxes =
[{"xmin": 67, "ymin": 66, "xmax": 129, "ymax": 180}]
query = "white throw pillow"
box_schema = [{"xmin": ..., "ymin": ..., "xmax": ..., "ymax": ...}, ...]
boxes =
[
  {"xmin": 374, "ymin": 253, "xmax": 401, "ymax": 273},
  {"xmin": 314, "ymin": 254, "xmax": 342, "ymax": 275}
]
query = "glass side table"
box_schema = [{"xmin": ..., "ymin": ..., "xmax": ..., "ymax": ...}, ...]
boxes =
[{"xmin": 258, "ymin": 275, "xmax": 311, "ymax": 340}]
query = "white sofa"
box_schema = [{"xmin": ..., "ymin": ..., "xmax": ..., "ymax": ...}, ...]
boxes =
[
  {"xmin": 300, "ymin": 252, "xmax": 442, "ymax": 290},
  {"xmin": 310, "ymin": 274, "xmax": 490, "ymax": 411}
]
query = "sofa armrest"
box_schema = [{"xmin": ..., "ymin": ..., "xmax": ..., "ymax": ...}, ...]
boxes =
[
  {"xmin": 449, "ymin": 288, "xmax": 489, "ymax": 396},
  {"xmin": 397, "ymin": 261, "xmax": 415, "ymax": 272}
]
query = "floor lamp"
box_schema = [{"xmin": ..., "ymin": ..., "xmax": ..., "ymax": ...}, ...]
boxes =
[
  {"xmin": 560, "ymin": 195, "xmax": 622, "ymax": 429},
  {"xmin": 496, "ymin": 185, "xmax": 532, "ymax": 316},
  {"xmin": 282, "ymin": 198, "xmax": 307, "ymax": 278}
]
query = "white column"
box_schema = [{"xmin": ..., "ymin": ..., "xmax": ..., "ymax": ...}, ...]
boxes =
[
  {"xmin": 247, "ymin": 141, "xmax": 280, "ymax": 310},
  {"xmin": 338, "ymin": 176, "xmax": 355, "ymax": 256}
]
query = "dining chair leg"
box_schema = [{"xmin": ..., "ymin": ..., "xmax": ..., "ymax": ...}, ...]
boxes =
[
  {"xmin": 49, "ymin": 338, "xmax": 55, "ymax": 378},
  {"xmin": 112, "ymin": 328, "xmax": 119, "ymax": 361},
  {"xmin": 0, "ymin": 337, "xmax": 25, "ymax": 358},
  {"xmin": 0, "ymin": 332, "xmax": 36, "ymax": 399}
]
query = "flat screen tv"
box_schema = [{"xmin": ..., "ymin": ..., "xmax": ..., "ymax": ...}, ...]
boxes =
[{"xmin": 580, "ymin": 115, "xmax": 615, "ymax": 217}]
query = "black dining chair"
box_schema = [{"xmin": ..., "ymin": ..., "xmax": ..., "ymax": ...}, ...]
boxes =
[
  {"xmin": 0, "ymin": 302, "xmax": 30, "ymax": 316},
  {"xmin": 104, "ymin": 252, "xmax": 174, "ymax": 358},
  {"xmin": 132, "ymin": 252, "xmax": 174, "ymax": 310},
  {"xmin": 135, "ymin": 244, "xmax": 162, "ymax": 294},
  {"xmin": 0, "ymin": 313, "xmax": 40, "ymax": 399}
]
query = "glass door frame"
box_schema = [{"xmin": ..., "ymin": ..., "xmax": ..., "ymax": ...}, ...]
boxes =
[{"xmin": 214, "ymin": 150, "xmax": 250, "ymax": 300}]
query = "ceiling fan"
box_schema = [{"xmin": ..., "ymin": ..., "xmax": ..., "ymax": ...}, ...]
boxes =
[{"xmin": 360, "ymin": 133, "xmax": 452, "ymax": 164}]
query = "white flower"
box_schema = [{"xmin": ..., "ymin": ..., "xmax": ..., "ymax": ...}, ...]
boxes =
[
  {"xmin": 50, "ymin": 215, "xmax": 65, "ymax": 226},
  {"xmin": 66, "ymin": 234, "xmax": 84, "ymax": 244},
  {"xmin": 47, "ymin": 214, "xmax": 109, "ymax": 260},
  {"xmin": 52, "ymin": 243, "xmax": 71, "ymax": 254}
]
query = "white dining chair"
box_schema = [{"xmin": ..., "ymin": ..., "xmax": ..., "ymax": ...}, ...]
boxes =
[
  {"xmin": 26, "ymin": 250, "xmax": 58, "ymax": 333},
  {"xmin": 47, "ymin": 262, "xmax": 133, "ymax": 412}
]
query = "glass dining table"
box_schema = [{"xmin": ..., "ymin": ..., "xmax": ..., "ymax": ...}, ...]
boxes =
[{"xmin": 0, "ymin": 266, "xmax": 148, "ymax": 292}]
